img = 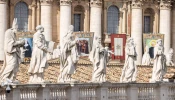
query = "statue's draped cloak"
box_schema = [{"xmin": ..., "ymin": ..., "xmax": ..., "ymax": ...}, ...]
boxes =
[{"xmin": 0, "ymin": 29, "xmax": 21, "ymax": 82}]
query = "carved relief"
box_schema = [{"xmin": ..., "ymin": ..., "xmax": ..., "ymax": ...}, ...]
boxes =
[
  {"xmin": 132, "ymin": 0, "xmax": 143, "ymax": 9},
  {"xmin": 90, "ymin": 0, "xmax": 102, "ymax": 7}
]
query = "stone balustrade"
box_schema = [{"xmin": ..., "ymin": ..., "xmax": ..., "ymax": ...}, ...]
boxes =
[{"xmin": 0, "ymin": 83, "xmax": 175, "ymax": 100}]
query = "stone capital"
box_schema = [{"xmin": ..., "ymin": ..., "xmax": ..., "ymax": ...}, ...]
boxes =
[
  {"xmin": 160, "ymin": 1, "xmax": 172, "ymax": 10},
  {"xmin": 131, "ymin": 0, "xmax": 143, "ymax": 9},
  {"xmin": 90, "ymin": 0, "xmax": 102, "ymax": 8},
  {"xmin": 60, "ymin": 0, "xmax": 72, "ymax": 6},
  {"xmin": 40, "ymin": 0, "xmax": 53, "ymax": 5},
  {"xmin": 0, "ymin": 0, "xmax": 7, "ymax": 4}
]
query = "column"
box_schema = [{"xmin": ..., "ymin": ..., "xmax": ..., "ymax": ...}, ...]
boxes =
[
  {"xmin": 60, "ymin": 0, "xmax": 72, "ymax": 46},
  {"xmin": 159, "ymin": 1, "xmax": 171, "ymax": 54},
  {"xmin": 40, "ymin": 0, "xmax": 53, "ymax": 41},
  {"xmin": 0, "ymin": 0, "xmax": 7, "ymax": 60},
  {"xmin": 31, "ymin": 0, "xmax": 36, "ymax": 31},
  {"xmin": 131, "ymin": 0, "xmax": 143, "ymax": 64},
  {"xmin": 172, "ymin": 4, "xmax": 175, "ymax": 59},
  {"xmin": 90, "ymin": 0, "xmax": 102, "ymax": 43}
]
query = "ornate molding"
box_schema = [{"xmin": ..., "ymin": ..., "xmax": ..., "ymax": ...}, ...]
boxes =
[
  {"xmin": 40, "ymin": 0, "xmax": 53, "ymax": 5},
  {"xmin": 159, "ymin": 1, "xmax": 172, "ymax": 10},
  {"xmin": 59, "ymin": 0, "xmax": 72, "ymax": 6},
  {"xmin": 131, "ymin": 1, "xmax": 143, "ymax": 9},
  {"xmin": 90, "ymin": 0, "xmax": 102, "ymax": 7}
]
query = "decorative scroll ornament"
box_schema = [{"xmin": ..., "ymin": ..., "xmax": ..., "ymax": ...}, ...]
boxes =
[
  {"xmin": 159, "ymin": 1, "xmax": 172, "ymax": 10},
  {"xmin": 90, "ymin": 0, "xmax": 102, "ymax": 7},
  {"xmin": 60, "ymin": 0, "xmax": 72, "ymax": 5},
  {"xmin": 40, "ymin": 0, "xmax": 53, "ymax": 5},
  {"xmin": 132, "ymin": 0, "xmax": 143, "ymax": 9}
]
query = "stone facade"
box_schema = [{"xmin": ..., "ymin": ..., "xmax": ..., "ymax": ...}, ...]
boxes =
[{"xmin": 0, "ymin": 0, "xmax": 175, "ymax": 64}]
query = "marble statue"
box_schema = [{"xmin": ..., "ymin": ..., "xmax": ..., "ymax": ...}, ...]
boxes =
[
  {"xmin": 166, "ymin": 48, "xmax": 174, "ymax": 66},
  {"xmin": 58, "ymin": 25, "xmax": 79, "ymax": 83},
  {"xmin": 52, "ymin": 45, "xmax": 61, "ymax": 59},
  {"xmin": 120, "ymin": 38, "xmax": 137, "ymax": 83},
  {"xmin": 89, "ymin": 37, "xmax": 113, "ymax": 82},
  {"xmin": 0, "ymin": 18, "xmax": 25, "ymax": 83},
  {"xmin": 150, "ymin": 39, "xmax": 167, "ymax": 83},
  {"xmin": 142, "ymin": 46, "xmax": 151, "ymax": 65},
  {"xmin": 28, "ymin": 25, "xmax": 53, "ymax": 83}
]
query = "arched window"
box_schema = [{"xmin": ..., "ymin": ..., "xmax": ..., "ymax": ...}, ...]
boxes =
[
  {"xmin": 144, "ymin": 8, "xmax": 155, "ymax": 33},
  {"xmin": 107, "ymin": 5, "xmax": 119, "ymax": 34},
  {"xmin": 74, "ymin": 5, "xmax": 84, "ymax": 32},
  {"xmin": 15, "ymin": 2, "xmax": 28, "ymax": 32}
]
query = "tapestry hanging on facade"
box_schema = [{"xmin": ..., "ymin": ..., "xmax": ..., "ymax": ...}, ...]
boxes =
[
  {"xmin": 111, "ymin": 34, "xmax": 126, "ymax": 60},
  {"xmin": 73, "ymin": 32, "xmax": 94, "ymax": 57},
  {"xmin": 143, "ymin": 34, "xmax": 164, "ymax": 58}
]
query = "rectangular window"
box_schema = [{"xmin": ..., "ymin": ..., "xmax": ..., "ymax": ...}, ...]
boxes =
[
  {"xmin": 144, "ymin": 16, "xmax": 151, "ymax": 33},
  {"xmin": 74, "ymin": 14, "xmax": 81, "ymax": 32}
]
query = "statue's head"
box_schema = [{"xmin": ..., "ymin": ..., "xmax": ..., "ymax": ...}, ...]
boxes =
[
  {"xmin": 169, "ymin": 48, "xmax": 173, "ymax": 54},
  {"xmin": 156, "ymin": 39, "xmax": 162, "ymax": 46},
  {"xmin": 36, "ymin": 25, "xmax": 44, "ymax": 32},
  {"xmin": 12, "ymin": 18, "xmax": 18, "ymax": 33},
  {"xmin": 68, "ymin": 25, "xmax": 74, "ymax": 33},
  {"xmin": 127, "ymin": 37, "xmax": 134, "ymax": 45}
]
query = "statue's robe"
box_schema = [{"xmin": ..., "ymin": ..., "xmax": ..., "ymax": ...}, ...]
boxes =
[
  {"xmin": 0, "ymin": 29, "xmax": 21, "ymax": 82},
  {"xmin": 142, "ymin": 52, "xmax": 151, "ymax": 65},
  {"xmin": 120, "ymin": 45, "xmax": 137, "ymax": 82},
  {"xmin": 151, "ymin": 45, "xmax": 166, "ymax": 82},
  {"xmin": 89, "ymin": 44, "xmax": 109, "ymax": 82},
  {"xmin": 58, "ymin": 36, "xmax": 79, "ymax": 82}
]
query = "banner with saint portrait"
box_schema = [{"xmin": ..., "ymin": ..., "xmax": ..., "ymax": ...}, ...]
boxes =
[
  {"xmin": 73, "ymin": 32, "xmax": 94, "ymax": 57},
  {"xmin": 143, "ymin": 34, "xmax": 164, "ymax": 58},
  {"xmin": 16, "ymin": 32, "xmax": 34, "ymax": 61},
  {"xmin": 111, "ymin": 34, "xmax": 126, "ymax": 60}
]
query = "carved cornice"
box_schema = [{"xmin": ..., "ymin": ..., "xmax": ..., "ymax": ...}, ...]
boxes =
[
  {"xmin": 90, "ymin": 0, "xmax": 102, "ymax": 7},
  {"xmin": 159, "ymin": 1, "xmax": 172, "ymax": 10},
  {"xmin": 40, "ymin": 0, "xmax": 53, "ymax": 5},
  {"xmin": 131, "ymin": 0, "xmax": 143, "ymax": 9},
  {"xmin": 60, "ymin": 0, "xmax": 72, "ymax": 6}
]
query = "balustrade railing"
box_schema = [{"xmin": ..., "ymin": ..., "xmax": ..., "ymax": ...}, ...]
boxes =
[{"xmin": 0, "ymin": 83, "xmax": 174, "ymax": 100}]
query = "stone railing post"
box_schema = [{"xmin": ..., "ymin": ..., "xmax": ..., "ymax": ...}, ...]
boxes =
[
  {"xmin": 156, "ymin": 83, "xmax": 169, "ymax": 100},
  {"xmin": 127, "ymin": 84, "xmax": 138, "ymax": 100},
  {"xmin": 37, "ymin": 85, "xmax": 50, "ymax": 100},
  {"xmin": 6, "ymin": 87, "xmax": 20, "ymax": 100},
  {"xmin": 96, "ymin": 85, "xmax": 108, "ymax": 100},
  {"xmin": 67, "ymin": 83, "xmax": 79, "ymax": 100}
]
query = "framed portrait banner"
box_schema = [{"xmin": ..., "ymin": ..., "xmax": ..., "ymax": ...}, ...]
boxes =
[
  {"xmin": 143, "ymin": 34, "xmax": 164, "ymax": 58},
  {"xmin": 73, "ymin": 32, "xmax": 94, "ymax": 57},
  {"xmin": 111, "ymin": 34, "xmax": 126, "ymax": 60},
  {"xmin": 16, "ymin": 32, "xmax": 34, "ymax": 61}
]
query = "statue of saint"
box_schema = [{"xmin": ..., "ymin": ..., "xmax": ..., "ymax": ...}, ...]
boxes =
[
  {"xmin": 28, "ymin": 25, "xmax": 53, "ymax": 83},
  {"xmin": 89, "ymin": 37, "xmax": 113, "ymax": 82},
  {"xmin": 166, "ymin": 48, "xmax": 174, "ymax": 66},
  {"xmin": 120, "ymin": 38, "xmax": 137, "ymax": 83},
  {"xmin": 142, "ymin": 46, "xmax": 151, "ymax": 65},
  {"xmin": 58, "ymin": 25, "xmax": 79, "ymax": 83},
  {"xmin": 150, "ymin": 39, "xmax": 167, "ymax": 82},
  {"xmin": 0, "ymin": 18, "xmax": 25, "ymax": 83}
]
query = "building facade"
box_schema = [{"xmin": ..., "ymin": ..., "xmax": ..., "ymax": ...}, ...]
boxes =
[{"xmin": 0, "ymin": 0, "xmax": 175, "ymax": 64}]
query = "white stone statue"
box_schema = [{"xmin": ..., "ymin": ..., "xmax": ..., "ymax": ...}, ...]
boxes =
[
  {"xmin": 120, "ymin": 38, "xmax": 137, "ymax": 83},
  {"xmin": 89, "ymin": 37, "xmax": 113, "ymax": 83},
  {"xmin": 150, "ymin": 39, "xmax": 167, "ymax": 83},
  {"xmin": 52, "ymin": 45, "xmax": 61, "ymax": 59},
  {"xmin": 28, "ymin": 25, "xmax": 53, "ymax": 83},
  {"xmin": 0, "ymin": 18, "xmax": 25, "ymax": 83},
  {"xmin": 166, "ymin": 48, "xmax": 174, "ymax": 66},
  {"xmin": 58, "ymin": 25, "xmax": 79, "ymax": 83},
  {"xmin": 142, "ymin": 46, "xmax": 151, "ymax": 65}
]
